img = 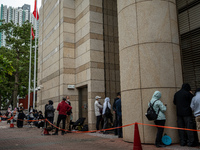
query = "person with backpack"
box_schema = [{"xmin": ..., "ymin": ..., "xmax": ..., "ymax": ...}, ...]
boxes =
[
  {"xmin": 149, "ymin": 91, "xmax": 166, "ymax": 148},
  {"xmin": 102, "ymin": 97, "xmax": 113, "ymax": 134}
]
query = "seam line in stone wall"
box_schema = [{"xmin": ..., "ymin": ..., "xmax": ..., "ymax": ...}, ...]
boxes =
[
  {"xmin": 75, "ymin": 5, "xmax": 102, "ymax": 22},
  {"xmin": 135, "ymin": 1, "xmax": 145, "ymax": 142},
  {"xmin": 41, "ymin": 83, "xmax": 78, "ymax": 93},
  {"xmin": 118, "ymin": 0, "xmax": 176, "ymax": 15},
  {"xmin": 120, "ymin": 42, "xmax": 180, "ymax": 52},
  {"xmin": 40, "ymin": 22, "xmax": 59, "ymax": 46},
  {"xmin": 75, "ymin": 5, "xmax": 102, "ymax": 24},
  {"xmin": 40, "ymin": 47, "xmax": 59, "ymax": 64},
  {"xmin": 75, "ymin": 49, "xmax": 104, "ymax": 66},
  {"xmin": 42, "ymin": 42, "xmax": 60, "ymax": 58},
  {"xmin": 75, "ymin": 32, "xmax": 103, "ymax": 49},
  {"xmin": 41, "ymin": 70, "xmax": 60, "ymax": 83},
  {"xmin": 168, "ymin": 1, "xmax": 177, "ymax": 89},
  {"xmin": 42, "ymin": 96, "xmax": 79, "ymax": 104},
  {"xmin": 76, "ymin": 61, "xmax": 105, "ymax": 74},
  {"xmin": 76, "ymin": 79, "xmax": 104, "ymax": 88},
  {"xmin": 62, "ymin": 42, "xmax": 75, "ymax": 49},
  {"xmin": 41, "ymin": 0, "xmax": 59, "ymax": 27},
  {"xmin": 121, "ymin": 87, "xmax": 182, "ymax": 92}
]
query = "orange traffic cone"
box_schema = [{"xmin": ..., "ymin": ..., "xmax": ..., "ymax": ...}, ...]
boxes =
[
  {"xmin": 10, "ymin": 117, "xmax": 14, "ymax": 128},
  {"xmin": 133, "ymin": 122, "xmax": 142, "ymax": 150}
]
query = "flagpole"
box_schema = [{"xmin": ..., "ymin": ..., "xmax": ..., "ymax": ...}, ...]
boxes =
[
  {"xmin": 33, "ymin": 0, "xmax": 38, "ymax": 109},
  {"xmin": 28, "ymin": 23, "xmax": 32, "ymax": 110}
]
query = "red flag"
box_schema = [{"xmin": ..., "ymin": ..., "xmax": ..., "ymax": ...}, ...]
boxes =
[
  {"xmin": 33, "ymin": 0, "xmax": 39, "ymax": 20},
  {"xmin": 31, "ymin": 27, "xmax": 35, "ymax": 40}
]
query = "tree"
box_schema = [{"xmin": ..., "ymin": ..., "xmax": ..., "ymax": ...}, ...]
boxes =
[
  {"xmin": 0, "ymin": 55, "xmax": 15, "ymax": 110},
  {"xmin": 0, "ymin": 54, "xmax": 15, "ymax": 83},
  {"xmin": 0, "ymin": 20, "xmax": 37, "ymax": 108}
]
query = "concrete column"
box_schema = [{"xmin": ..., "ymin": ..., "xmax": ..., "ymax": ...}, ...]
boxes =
[{"xmin": 117, "ymin": 0, "xmax": 182, "ymax": 143}]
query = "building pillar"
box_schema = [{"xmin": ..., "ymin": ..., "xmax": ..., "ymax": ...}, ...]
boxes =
[{"xmin": 117, "ymin": 0, "xmax": 182, "ymax": 143}]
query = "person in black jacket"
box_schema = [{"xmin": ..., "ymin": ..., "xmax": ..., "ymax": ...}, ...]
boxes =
[
  {"xmin": 173, "ymin": 83, "xmax": 196, "ymax": 147},
  {"xmin": 45, "ymin": 100, "xmax": 55, "ymax": 126},
  {"xmin": 113, "ymin": 92, "xmax": 121, "ymax": 135},
  {"xmin": 17, "ymin": 103, "xmax": 25, "ymax": 128}
]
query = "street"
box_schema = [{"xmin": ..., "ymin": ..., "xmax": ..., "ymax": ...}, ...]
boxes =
[{"xmin": 0, "ymin": 121, "xmax": 199, "ymax": 150}]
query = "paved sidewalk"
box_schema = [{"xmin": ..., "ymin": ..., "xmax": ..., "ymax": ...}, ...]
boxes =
[{"xmin": 0, "ymin": 121, "xmax": 199, "ymax": 150}]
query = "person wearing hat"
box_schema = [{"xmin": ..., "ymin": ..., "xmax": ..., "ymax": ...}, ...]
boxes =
[
  {"xmin": 17, "ymin": 103, "xmax": 25, "ymax": 128},
  {"xmin": 94, "ymin": 96, "xmax": 103, "ymax": 131}
]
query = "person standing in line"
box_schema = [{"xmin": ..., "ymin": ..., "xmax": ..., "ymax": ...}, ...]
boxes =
[
  {"xmin": 113, "ymin": 92, "xmax": 121, "ymax": 135},
  {"xmin": 28, "ymin": 106, "xmax": 34, "ymax": 126},
  {"xmin": 65, "ymin": 96, "xmax": 72, "ymax": 132},
  {"xmin": 149, "ymin": 91, "xmax": 167, "ymax": 148},
  {"xmin": 17, "ymin": 103, "xmax": 25, "ymax": 128},
  {"xmin": 102, "ymin": 97, "xmax": 113, "ymax": 134},
  {"xmin": 6, "ymin": 107, "xmax": 12, "ymax": 124},
  {"xmin": 94, "ymin": 96, "xmax": 103, "ymax": 131},
  {"xmin": 174, "ymin": 83, "xmax": 196, "ymax": 147},
  {"xmin": 190, "ymin": 88, "xmax": 200, "ymax": 144},
  {"xmin": 115, "ymin": 95, "xmax": 122, "ymax": 138},
  {"xmin": 52, "ymin": 97, "xmax": 72, "ymax": 135},
  {"xmin": 45, "ymin": 100, "xmax": 55, "ymax": 126}
]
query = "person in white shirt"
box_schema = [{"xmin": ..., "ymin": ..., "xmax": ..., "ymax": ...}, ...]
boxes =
[{"xmin": 94, "ymin": 96, "xmax": 103, "ymax": 130}]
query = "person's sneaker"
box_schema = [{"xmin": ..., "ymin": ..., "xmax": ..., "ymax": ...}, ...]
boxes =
[
  {"xmin": 52, "ymin": 132, "xmax": 58, "ymax": 135},
  {"xmin": 61, "ymin": 132, "xmax": 65, "ymax": 135}
]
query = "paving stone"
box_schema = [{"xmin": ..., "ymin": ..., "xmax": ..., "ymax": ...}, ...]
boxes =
[{"xmin": 0, "ymin": 121, "xmax": 199, "ymax": 150}]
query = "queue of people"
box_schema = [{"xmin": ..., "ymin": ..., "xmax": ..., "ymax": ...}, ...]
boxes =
[
  {"xmin": 1, "ymin": 85, "xmax": 200, "ymax": 147},
  {"xmin": 94, "ymin": 93, "xmax": 122, "ymax": 138},
  {"xmin": 148, "ymin": 83, "xmax": 200, "ymax": 148}
]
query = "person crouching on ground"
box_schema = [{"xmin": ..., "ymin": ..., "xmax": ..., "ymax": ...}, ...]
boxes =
[
  {"xmin": 53, "ymin": 97, "xmax": 72, "ymax": 135},
  {"xmin": 150, "ymin": 91, "xmax": 167, "ymax": 148}
]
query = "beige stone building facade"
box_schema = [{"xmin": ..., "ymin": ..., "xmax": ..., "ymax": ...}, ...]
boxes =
[{"xmin": 37, "ymin": 0, "xmax": 200, "ymax": 143}]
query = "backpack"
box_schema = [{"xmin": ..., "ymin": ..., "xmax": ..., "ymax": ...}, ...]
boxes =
[
  {"xmin": 145, "ymin": 100, "xmax": 160, "ymax": 121},
  {"xmin": 105, "ymin": 102, "xmax": 111, "ymax": 117}
]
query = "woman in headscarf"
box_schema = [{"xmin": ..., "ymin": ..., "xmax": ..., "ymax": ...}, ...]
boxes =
[
  {"xmin": 102, "ymin": 97, "xmax": 113, "ymax": 134},
  {"xmin": 149, "ymin": 91, "xmax": 167, "ymax": 148}
]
